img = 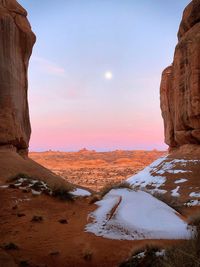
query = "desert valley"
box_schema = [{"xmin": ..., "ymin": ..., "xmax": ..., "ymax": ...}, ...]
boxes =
[
  {"xmin": 0, "ymin": 0, "xmax": 200, "ymax": 267},
  {"xmin": 29, "ymin": 150, "xmax": 165, "ymax": 190}
]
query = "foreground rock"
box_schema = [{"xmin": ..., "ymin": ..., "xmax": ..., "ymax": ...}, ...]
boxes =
[
  {"xmin": 160, "ymin": 0, "xmax": 200, "ymax": 149},
  {"xmin": 157, "ymin": 0, "xmax": 200, "ymax": 205},
  {"xmin": 0, "ymin": 0, "xmax": 35, "ymax": 155},
  {"xmin": 0, "ymin": 1, "xmax": 73, "ymax": 191},
  {"xmin": 0, "ymin": 149, "xmax": 73, "ymax": 192}
]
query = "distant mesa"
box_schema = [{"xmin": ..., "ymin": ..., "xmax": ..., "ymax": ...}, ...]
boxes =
[{"xmin": 78, "ymin": 148, "xmax": 96, "ymax": 153}]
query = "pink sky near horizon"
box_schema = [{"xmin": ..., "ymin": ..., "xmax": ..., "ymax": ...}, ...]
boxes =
[
  {"xmin": 29, "ymin": 89, "xmax": 166, "ymax": 151},
  {"xmin": 28, "ymin": 68, "xmax": 166, "ymax": 151},
  {"xmin": 19, "ymin": 1, "xmax": 190, "ymax": 152}
]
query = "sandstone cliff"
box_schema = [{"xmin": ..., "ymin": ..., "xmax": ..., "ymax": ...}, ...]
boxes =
[
  {"xmin": 160, "ymin": 0, "xmax": 200, "ymax": 149},
  {"xmin": 138, "ymin": 0, "xmax": 200, "ymax": 204},
  {"xmin": 0, "ymin": 0, "xmax": 36, "ymax": 155},
  {"xmin": 0, "ymin": 0, "xmax": 73, "ymax": 191}
]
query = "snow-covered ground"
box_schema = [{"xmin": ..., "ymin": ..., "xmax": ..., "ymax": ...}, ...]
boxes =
[
  {"xmin": 126, "ymin": 156, "xmax": 200, "ymax": 205},
  {"xmin": 171, "ymin": 186, "xmax": 180, "ymax": 197},
  {"xmin": 126, "ymin": 156, "xmax": 167, "ymax": 190},
  {"xmin": 71, "ymin": 188, "xmax": 91, "ymax": 197},
  {"xmin": 126, "ymin": 157, "xmax": 198, "ymax": 190},
  {"xmin": 86, "ymin": 188, "xmax": 193, "ymax": 240}
]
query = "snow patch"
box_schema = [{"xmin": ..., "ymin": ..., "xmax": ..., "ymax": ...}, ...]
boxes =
[
  {"xmin": 175, "ymin": 178, "xmax": 188, "ymax": 184},
  {"xmin": 185, "ymin": 200, "xmax": 200, "ymax": 207},
  {"xmin": 133, "ymin": 251, "xmax": 145, "ymax": 259},
  {"xmin": 86, "ymin": 189, "xmax": 192, "ymax": 240},
  {"xmin": 171, "ymin": 186, "xmax": 180, "ymax": 197},
  {"xmin": 148, "ymin": 188, "xmax": 167, "ymax": 195},
  {"xmin": 71, "ymin": 188, "xmax": 91, "ymax": 197},
  {"xmin": 31, "ymin": 189, "xmax": 42, "ymax": 196},
  {"xmin": 168, "ymin": 170, "xmax": 189, "ymax": 174},
  {"xmin": 189, "ymin": 192, "xmax": 200, "ymax": 198},
  {"xmin": 0, "ymin": 185, "xmax": 9, "ymax": 188},
  {"xmin": 155, "ymin": 249, "xmax": 165, "ymax": 257},
  {"xmin": 155, "ymin": 159, "xmax": 193, "ymax": 174},
  {"xmin": 127, "ymin": 156, "xmax": 167, "ymax": 188}
]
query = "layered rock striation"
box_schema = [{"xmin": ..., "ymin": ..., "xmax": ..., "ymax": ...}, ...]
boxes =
[
  {"xmin": 0, "ymin": 0, "xmax": 36, "ymax": 155},
  {"xmin": 160, "ymin": 0, "xmax": 200, "ymax": 149}
]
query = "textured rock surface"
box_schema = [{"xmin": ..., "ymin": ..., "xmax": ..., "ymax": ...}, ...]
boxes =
[
  {"xmin": 0, "ymin": 0, "xmax": 35, "ymax": 155},
  {"xmin": 0, "ymin": 1, "xmax": 73, "ymax": 194},
  {"xmin": 160, "ymin": 0, "xmax": 200, "ymax": 149}
]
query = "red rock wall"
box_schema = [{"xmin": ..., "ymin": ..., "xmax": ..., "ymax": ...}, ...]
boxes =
[
  {"xmin": 160, "ymin": 0, "xmax": 200, "ymax": 149},
  {"xmin": 0, "ymin": 0, "xmax": 35, "ymax": 155}
]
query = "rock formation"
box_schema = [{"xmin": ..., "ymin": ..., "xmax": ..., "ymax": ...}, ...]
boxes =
[
  {"xmin": 160, "ymin": 0, "xmax": 200, "ymax": 149},
  {"xmin": 0, "ymin": 0, "xmax": 36, "ymax": 155},
  {"xmin": 0, "ymin": 1, "xmax": 73, "ymax": 191}
]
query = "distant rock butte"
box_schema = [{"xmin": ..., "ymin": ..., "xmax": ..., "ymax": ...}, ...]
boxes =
[
  {"xmin": 160, "ymin": 0, "xmax": 200, "ymax": 149},
  {"xmin": 0, "ymin": 0, "xmax": 36, "ymax": 156}
]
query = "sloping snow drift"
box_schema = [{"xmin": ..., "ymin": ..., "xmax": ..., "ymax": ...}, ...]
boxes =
[
  {"xmin": 126, "ymin": 156, "xmax": 167, "ymax": 188},
  {"xmin": 126, "ymin": 156, "xmax": 200, "ymax": 200},
  {"xmin": 86, "ymin": 189, "xmax": 192, "ymax": 240}
]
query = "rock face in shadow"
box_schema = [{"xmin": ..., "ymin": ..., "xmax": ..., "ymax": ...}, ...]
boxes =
[
  {"xmin": 160, "ymin": 0, "xmax": 200, "ymax": 149},
  {"xmin": 0, "ymin": 0, "xmax": 36, "ymax": 155}
]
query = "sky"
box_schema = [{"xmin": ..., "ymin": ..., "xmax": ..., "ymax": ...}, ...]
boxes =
[{"xmin": 19, "ymin": 0, "xmax": 191, "ymax": 152}]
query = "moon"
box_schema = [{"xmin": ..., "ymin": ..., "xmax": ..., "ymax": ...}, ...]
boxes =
[{"xmin": 104, "ymin": 71, "xmax": 113, "ymax": 80}]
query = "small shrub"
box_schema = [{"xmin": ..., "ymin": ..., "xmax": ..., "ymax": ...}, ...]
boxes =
[
  {"xmin": 17, "ymin": 213, "xmax": 26, "ymax": 217},
  {"xmin": 49, "ymin": 251, "xmax": 60, "ymax": 256},
  {"xmin": 20, "ymin": 260, "xmax": 30, "ymax": 267},
  {"xmin": 52, "ymin": 188, "xmax": 74, "ymax": 201},
  {"xmin": 89, "ymin": 194, "xmax": 101, "ymax": 204},
  {"xmin": 2, "ymin": 242, "xmax": 19, "ymax": 250},
  {"xmin": 100, "ymin": 182, "xmax": 133, "ymax": 198},
  {"xmin": 30, "ymin": 181, "xmax": 44, "ymax": 191},
  {"xmin": 83, "ymin": 249, "xmax": 93, "ymax": 261},
  {"xmin": 22, "ymin": 188, "xmax": 31, "ymax": 193},
  {"xmin": 9, "ymin": 183, "xmax": 17, "ymax": 189},
  {"xmin": 31, "ymin": 215, "xmax": 43, "ymax": 223},
  {"xmin": 189, "ymin": 212, "xmax": 200, "ymax": 231},
  {"xmin": 58, "ymin": 219, "xmax": 68, "ymax": 224},
  {"xmin": 9, "ymin": 173, "xmax": 32, "ymax": 182},
  {"xmin": 119, "ymin": 245, "xmax": 164, "ymax": 267},
  {"xmin": 160, "ymin": 213, "xmax": 200, "ymax": 267}
]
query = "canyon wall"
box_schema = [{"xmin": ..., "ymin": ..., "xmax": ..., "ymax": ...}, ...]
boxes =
[
  {"xmin": 160, "ymin": 0, "xmax": 200, "ymax": 149},
  {"xmin": 0, "ymin": 0, "xmax": 72, "ymax": 191},
  {"xmin": 0, "ymin": 0, "xmax": 35, "ymax": 155}
]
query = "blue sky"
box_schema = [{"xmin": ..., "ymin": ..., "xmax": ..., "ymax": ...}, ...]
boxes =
[{"xmin": 18, "ymin": 0, "xmax": 190, "ymax": 151}]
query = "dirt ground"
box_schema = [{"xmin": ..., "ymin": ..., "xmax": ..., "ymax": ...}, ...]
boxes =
[
  {"xmin": 1, "ymin": 146, "xmax": 200, "ymax": 266},
  {"xmin": 0, "ymin": 187, "xmax": 182, "ymax": 267}
]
